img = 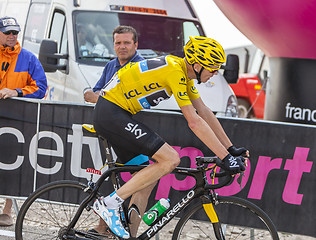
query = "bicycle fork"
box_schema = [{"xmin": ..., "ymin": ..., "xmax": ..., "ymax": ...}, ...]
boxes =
[{"xmin": 202, "ymin": 194, "xmax": 226, "ymax": 240}]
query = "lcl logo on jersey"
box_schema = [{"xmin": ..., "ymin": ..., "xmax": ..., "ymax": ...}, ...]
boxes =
[
  {"xmin": 125, "ymin": 123, "xmax": 147, "ymax": 139},
  {"xmin": 190, "ymin": 86, "xmax": 198, "ymax": 95},
  {"xmin": 177, "ymin": 91, "xmax": 189, "ymax": 101}
]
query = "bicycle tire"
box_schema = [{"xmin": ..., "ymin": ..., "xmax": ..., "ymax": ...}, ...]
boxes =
[
  {"xmin": 172, "ymin": 195, "xmax": 279, "ymax": 240},
  {"xmin": 15, "ymin": 180, "xmax": 112, "ymax": 240}
]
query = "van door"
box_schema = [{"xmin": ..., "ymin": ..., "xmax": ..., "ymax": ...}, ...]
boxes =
[
  {"xmin": 22, "ymin": 2, "xmax": 50, "ymax": 54},
  {"xmin": 44, "ymin": 10, "xmax": 68, "ymax": 101}
]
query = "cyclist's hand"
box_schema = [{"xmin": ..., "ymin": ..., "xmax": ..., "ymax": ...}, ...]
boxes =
[
  {"xmin": 228, "ymin": 145, "xmax": 249, "ymax": 157},
  {"xmin": 219, "ymin": 154, "xmax": 246, "ymax": 175}
]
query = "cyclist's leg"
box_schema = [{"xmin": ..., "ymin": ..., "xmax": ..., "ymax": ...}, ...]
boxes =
[
  {"xmin": 129, "ymin": 181, "xmax": 157, "ymax": 237},
  {"xmin": 93, "ymin": 98, "xmax": 180, "ymax": 237},
  {"xmin": 116, "ymin": 154, "xmax": 156, "ymax": 237},
  {"xmin": 92, "ymin": 219, "xmax": 114, "ymax": 238},
  {"xmin": 93, "ymin": 143, "xmax": 179, "ymax": 238},
  {"xmin": 116, "ymin": 143, "xmax": 180, "ymax": 199}
]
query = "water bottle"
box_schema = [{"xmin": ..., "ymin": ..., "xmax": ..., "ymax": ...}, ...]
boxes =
[{"xmin": 143, "ymin": 198, "xmax": 170, "ymax": 225}]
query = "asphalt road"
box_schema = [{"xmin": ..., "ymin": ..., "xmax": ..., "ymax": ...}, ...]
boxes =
[
  {"xmin": 0, "ymin": 198, "xmax": 315, "ymax": 240},
  {"xmin": 0, "ymin": 227, "xmax": 15, "ymax": 240}
]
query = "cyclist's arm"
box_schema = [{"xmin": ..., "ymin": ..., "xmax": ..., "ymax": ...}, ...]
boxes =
[
  {"xmin": 180, "ymin": 103, "xmax": 229, "ymax": 160},
  {"xmin": 190, "ymin": 97, "xmax": 233, "ymax": 149}
]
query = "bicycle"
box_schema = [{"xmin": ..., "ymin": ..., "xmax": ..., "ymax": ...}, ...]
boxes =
[{"xmin": 15, "ymin": 124, "xmax": 279, "ymax": 240}]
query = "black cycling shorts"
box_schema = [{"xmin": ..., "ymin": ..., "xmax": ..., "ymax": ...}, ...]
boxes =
[{"xmin": 93, "ymin": 97, "xmax": 165, "ymax": 164}]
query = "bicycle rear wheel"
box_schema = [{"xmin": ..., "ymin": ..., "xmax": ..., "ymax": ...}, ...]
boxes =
[
  {"xmin": 172, "ymin": 196, "xmax": 279, "ymax": 240},
  {"xmin": 15, "ymin": 180, "xmax": 110, "ymax": 240}
]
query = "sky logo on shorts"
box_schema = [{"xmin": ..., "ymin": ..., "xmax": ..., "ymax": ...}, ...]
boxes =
[{"xmin": 125, "ymin": 123, "xmax": 147, "ymax": 139}]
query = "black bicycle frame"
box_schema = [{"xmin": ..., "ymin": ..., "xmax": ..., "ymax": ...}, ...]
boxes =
[{"xmin": 66, "ymin": 158, "xmax": 231, "ymax": 239}]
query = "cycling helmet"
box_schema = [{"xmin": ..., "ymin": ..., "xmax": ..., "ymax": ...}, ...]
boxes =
[{"xmin": 184, "ymin": 36, "xmax": 226, "ymax": 71}]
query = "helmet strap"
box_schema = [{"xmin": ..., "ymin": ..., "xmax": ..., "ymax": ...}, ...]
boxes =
[{"xmin": 192, "ymin": 65, "xmax": 204, "ymax": 84}]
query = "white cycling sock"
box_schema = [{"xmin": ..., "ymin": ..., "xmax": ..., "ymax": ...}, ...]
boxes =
[{"xmin": 103, "ymin": 191, "xmax": 124, "ymax": 209}]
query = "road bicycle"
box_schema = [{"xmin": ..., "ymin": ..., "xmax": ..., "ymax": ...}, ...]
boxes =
[{"xmin": 15, "ymin": 124, "xmax": 279, "ymax": 239}]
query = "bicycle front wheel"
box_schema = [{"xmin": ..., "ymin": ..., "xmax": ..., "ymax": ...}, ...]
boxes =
[
  {"xmin": 15, "ymin": 180, "xmax": 104, "ymax": 240},
  {"xmin": 172, "ymin": 196, "xmax": 279, "ymax": 240}
]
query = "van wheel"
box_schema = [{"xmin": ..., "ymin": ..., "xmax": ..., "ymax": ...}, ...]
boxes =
[{"xmin": 237, "ymin": 99, "xmax": 253, "ymax": 118}]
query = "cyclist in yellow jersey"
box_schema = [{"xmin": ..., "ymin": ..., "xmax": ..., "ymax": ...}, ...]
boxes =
[{"xmin": 93, "ymin": 36, "xmax": 249, "ymax": 239}]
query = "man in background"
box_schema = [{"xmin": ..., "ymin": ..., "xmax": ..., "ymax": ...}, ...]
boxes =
[
  {"xmin": 76, "ymin": 24, "xmax": 94, "ymax": 57},
  {"xmin": 84, "ymin": 25, "xmax": 143, "ymax": 103}
]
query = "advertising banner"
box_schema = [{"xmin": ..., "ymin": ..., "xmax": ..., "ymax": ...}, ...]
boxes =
[
  {"xmin": 265, "ymin": 57, "xmax": 316, "ymax": 125},
  {"xmin": 0, "ymin": 98, "xmax": 315, "ymax": 237}
]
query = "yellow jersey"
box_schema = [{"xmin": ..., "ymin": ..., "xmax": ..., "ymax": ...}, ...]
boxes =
[{"xmin": 101, "ymin": 55, "xmax": 200, "ymax": 114}]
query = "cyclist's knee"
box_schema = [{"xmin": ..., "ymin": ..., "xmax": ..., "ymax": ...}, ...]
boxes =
[
  {"xmin": 153, "ymin": 143, "xmax": 180, "ymax": 169},
  {"xmin": 170, "ymin": 150, "xmax": 180, "ymax": 168},
  {"xmin": 162, "ymin": 146, "xmax": 180, "ymax": 170}
]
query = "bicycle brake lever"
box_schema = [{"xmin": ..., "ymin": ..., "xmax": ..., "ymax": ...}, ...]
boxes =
[{"xmin": 237, "ymin": 172, "xmax": 245, "ymax": 189}]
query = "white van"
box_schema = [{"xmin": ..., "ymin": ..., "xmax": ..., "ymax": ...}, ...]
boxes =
[{"xmin": 3, "ymin": 0, "xmax": 239, "ymax": 117}]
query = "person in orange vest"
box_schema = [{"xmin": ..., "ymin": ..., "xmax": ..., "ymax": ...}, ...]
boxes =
[{"xmin": 0, "ymin": 16, "xmax": 47, "ymax": 99}]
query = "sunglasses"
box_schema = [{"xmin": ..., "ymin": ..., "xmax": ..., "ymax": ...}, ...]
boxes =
[
  {"xmin": 209, "ymin": 66, "xmax": 221, "ymax": 73},
  {"xmin": 3, "ymin": 30, "xmax": 19, "ymax": 35}
]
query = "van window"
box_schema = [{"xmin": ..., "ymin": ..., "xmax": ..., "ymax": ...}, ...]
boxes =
[
  {"xmin": 183, "ymin": 21, "xmax": 201, "ymax": 43},
  {"xmin": 49, "ymin": 11, "xmax": 68, "ymax": 66},
  {"xmin": 23, "ymin": 3, "xmax": 50, "ymax": 54},
  {"xmin": 73, "ymin": 11, "xmax": 204, "ymax": 64}
]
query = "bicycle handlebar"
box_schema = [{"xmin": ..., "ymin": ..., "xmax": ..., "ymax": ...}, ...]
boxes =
[{"xmin": 195, "ymin": 156, "xmax": 234, "ymax": 189}]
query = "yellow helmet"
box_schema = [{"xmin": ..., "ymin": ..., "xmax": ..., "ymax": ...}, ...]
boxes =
[{"xmin": 184, "ymin": 36, "xmax": 226, "ymax": 71}]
